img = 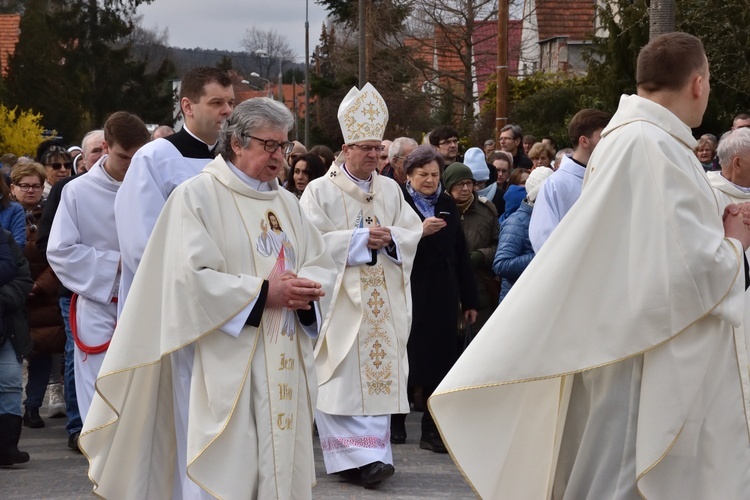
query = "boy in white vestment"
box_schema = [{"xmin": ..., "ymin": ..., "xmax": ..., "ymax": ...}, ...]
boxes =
[{"xmin": 47, "ymin": 112, "xmax": 150, "ymax": 422}]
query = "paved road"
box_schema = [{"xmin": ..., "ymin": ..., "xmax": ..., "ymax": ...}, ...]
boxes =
[{"xmin": 2, "ymin": 406, "xmax": 477, "ymax": 499}]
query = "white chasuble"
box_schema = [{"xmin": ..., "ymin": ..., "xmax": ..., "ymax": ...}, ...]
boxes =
[
  {"xmin": 429, "ymin": 95, "xmax": 750, "ymax": 499},
  {"xmin": 79, "ymin": 156, "xmax": 336, "ymax": 500},
  {"xmin": 300, "ymin": 165, "xmax": 422, "ymax": 416}
]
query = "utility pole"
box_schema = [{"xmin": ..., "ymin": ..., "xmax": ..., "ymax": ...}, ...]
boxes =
[
  {"xmin": 495, "ymin": 0, "xmax": 509, "ymax": 144},
  {"xmin": 278, "ymin": 58, "xmax": 283, "ymax": 101},
  {"xmin": 649, "ymin": 0, "xmax": 675, "ymax": 39},
  {"xmin": 358, "ymin": 0, "xmax": 366, "ymax": 87},
  {"xmin": 304, "ymin": 0, "xmax": 310, "ymax": 147}
]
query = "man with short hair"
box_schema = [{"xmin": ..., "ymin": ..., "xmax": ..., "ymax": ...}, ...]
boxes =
[
  {"xmin": 429, "ymin": 125, "xmax": 460, "ymax": 163},
  {"xmin": 78, "ymin": 130, "xmax": 104, "ymax": 174},
  {"xmin": 115, "ymin": 67, "xmax": 234, "ymax": 310},
  {"xmin": 732, "ymin": 112, "xmax": 750, "ymax": 130},
  {"xmin": 498, "ymin": 124, "xmax": 532, "ymax": 169},
  {"xmin": 301, "ymin": 83, "xmax": 422, "ymax": 488},
  {"xmin": 80, "ymin": 98, "xmax": 335, "ymax": 499},
  {"xmin": 483, "ymin": 139, "xmax": 495, "ymax": 158},
  {"xmin": 382, "ymin": 137, "xmax": 417, "ymax": 185},
  {"xmin": 47, "ymin": 112, "xmax": 150, "ymax": 423},
  {"xmin": 378, "ymin": 139, "xmax": 392, "ymax": 174},
  {"xmin": 431, "ymin": 32, "xmax": 750, "ymax": 498},
  {"xmin": 529, "ymin": 108, "xmax": 611, "ymax": 252}
]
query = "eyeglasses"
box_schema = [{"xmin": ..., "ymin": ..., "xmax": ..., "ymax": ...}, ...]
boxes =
[
  {"xmin": 379, "ymin": 155, "xmax": 389, "ymax": 160},
  {"xmin": 439, "ymin": 138, "xmax": 459, "ymax": 146},
  {"xmin": 245, "ymin": 135, "xmax": 294, "ymax": 155},
  {"xmin": 499, "ymin": 136, "xmax": 516, "ymax": 142},
  {"xmin": 454, "ymin": 180, "xmax": 475, "ymax": 189},
  {"xmin": 347, "ymin": 144, "xmax": 385, "ymax": 153},
  {"xmin": 47, "ymin": 162, "xmax": 73, "ymax": 170},
  {"xmin": 16, "ymin": 183, "xmax": 43, "ymax": 192}
]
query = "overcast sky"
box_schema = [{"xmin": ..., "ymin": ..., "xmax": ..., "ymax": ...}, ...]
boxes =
[{"xmin": 137, "ymin": 0, "xmax": 330, "ymax": 62}]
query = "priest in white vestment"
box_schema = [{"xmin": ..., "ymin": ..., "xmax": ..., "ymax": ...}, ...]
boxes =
[
  {"xmin": 115, "ymin": 67, "xmax": 234, "ymax": 313},
  {"xmin": 47, "ymin": 112, "xmax": 150, "ymax": 422},
  {"xmin": 79, "ymin": 98, "xmax": 336, "ymax": 500},
  {"xmin": 300, "ymin": 83, "xmax": 422, "ymax": 488},
  {"xmin": 430, "ymin": 33, "xmax": 750, "ymax": 499}
]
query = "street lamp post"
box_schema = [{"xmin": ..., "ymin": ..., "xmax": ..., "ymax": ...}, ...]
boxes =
[{"xmin": 249, "ymin": 72, "xmax": 272, "ymax": 98}]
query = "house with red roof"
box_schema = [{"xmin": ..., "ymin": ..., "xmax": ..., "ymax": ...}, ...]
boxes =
[{"xmin": 519, "ymin": 0, "xmax": 602, "ymax": 75}]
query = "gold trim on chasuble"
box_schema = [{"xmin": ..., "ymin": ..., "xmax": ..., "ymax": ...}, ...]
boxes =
[{"xmin": 239, "ymin": 197, "xmax": 305, "ymax": 499}]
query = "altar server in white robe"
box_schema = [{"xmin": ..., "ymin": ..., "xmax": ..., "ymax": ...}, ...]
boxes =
[
  {"xmin": 80, "ymin": 98, "xmax": 336, "ymax": 500},
  {"xmin": 430, "ymin": 32, "xmax": 750, "ymax": 499},
  {"xmin": 47, "ymin": 112, "xmax": 150, "ymax": 422},
  {"xmin": 300, "ymin": 83, "xmax": 422, "ymax": 488},
  {"xmin": 114, "ymin": 67, "xmax": 234, "ymax": 312}
]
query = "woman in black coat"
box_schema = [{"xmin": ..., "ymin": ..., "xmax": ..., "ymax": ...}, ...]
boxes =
[{"xmin": 393, "ymin": 145, "xmax": 478, "ymax": 453}]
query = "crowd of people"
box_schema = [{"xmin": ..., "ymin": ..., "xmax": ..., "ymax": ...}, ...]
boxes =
[{"xmin": 2, "ymin": 30, "xmax": 750, "ymax": 499}]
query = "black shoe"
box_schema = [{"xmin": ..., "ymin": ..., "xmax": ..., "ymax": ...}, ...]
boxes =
[
  {"xmin": 22, "ymin": 407, "xmax": 44, "ymax": 429},
  {"xmin": 419, "ymin": 432, "xmax": 448, "ymax": 453},
  {"xmin": 68, "ymin": 431, "xmax": 81, "ymax": 453},
  {"xmin": 360, "ymin": 461, "xmax": 395, "ymax": 489},
  {"xmin": 390, "ymin": 424, "xmax": 406, "ymax": 444}
]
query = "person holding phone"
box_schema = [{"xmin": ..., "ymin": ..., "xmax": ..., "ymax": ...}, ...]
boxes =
[{"xmin": 396, "ymin": 145, "xmax": 478, "ymax": 453}]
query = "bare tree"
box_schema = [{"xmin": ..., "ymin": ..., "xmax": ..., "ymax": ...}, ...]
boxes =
[{"xmin": 240, "ymin": 27, "xmax": 296, "ymax": 80}]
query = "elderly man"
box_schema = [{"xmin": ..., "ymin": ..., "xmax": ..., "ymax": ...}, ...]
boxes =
[
  {"xmin": 80, "ymin": 99, "xmax": 335, "ymax": 499},
  {"xmin": 382, "ymin": 136, "xmax": 417, "ymax": 185},
  {"xmin": 300, "ymin": 83, "xmax": 422, "ymax": 488},
  {"xmin": 529, "ymin": 108, "xmax": 610, "ymax": 252},
  {"xmin": 47, "ymin": 112, "xmax": 150, "ymax": 424},
  {"xmin": 483, "ymin": 139, "xmax": 495, "ymax": 158},
  {"xmin": 431, "ymin": 32, "xmax": 750, "ymax": 499},
  {"xmin": 78, "ymin": 130, "xmax": 104, "ymax": 174},
  {"xmin": 115, "ymin": 67, "xmax": 234, "ymax": 311}
]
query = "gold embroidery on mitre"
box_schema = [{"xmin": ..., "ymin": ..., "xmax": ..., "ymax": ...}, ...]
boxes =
[{"xmin": 338, "ymin": 83, "xmax": 389, "ymax": 144}]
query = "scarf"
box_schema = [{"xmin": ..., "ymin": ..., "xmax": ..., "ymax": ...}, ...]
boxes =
[
  {"xmin": 455, "ymin": 193, "xmax": 474, "ymax": 214},
  {"xmin": 406, "ymin": 181, "xmax": 441, "ymax": 218}
]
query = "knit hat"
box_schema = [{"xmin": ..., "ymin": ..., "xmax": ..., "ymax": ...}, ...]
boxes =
[
  {"xmin": 525, "ymin": 167, "xmax": 554, "ymax": 203},
  {"xmin": 442, "ymin": 162, "xmax": 474, "ymax": 192},
  {"xmin": 463, "ymin": 147, "xmax": 490, "ymax": 181}
]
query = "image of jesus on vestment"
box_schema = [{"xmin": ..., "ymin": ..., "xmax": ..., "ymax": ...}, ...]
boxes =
[{"xmin": 256, "ymin": 210, "xmax": 298, "ymax": 342}]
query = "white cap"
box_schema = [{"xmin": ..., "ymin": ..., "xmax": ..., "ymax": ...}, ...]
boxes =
[
  {"xmin": 338, "ymin": 83, "xmax": 388, "ymax": 144},
  {"xmin": 463, "ymin": 147, "xmax": 489, "ymax": 181},
  {"xmin": 526, "ymin": 167, "xmax": 554, "ymax": 203}
]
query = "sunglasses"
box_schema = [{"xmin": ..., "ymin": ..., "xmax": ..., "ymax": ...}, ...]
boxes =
[{"xmin": 47, "ymin": 162, "xmax": 73, "ymax": 170}]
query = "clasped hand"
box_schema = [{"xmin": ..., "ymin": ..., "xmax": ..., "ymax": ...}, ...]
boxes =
[
  {"xmin": 723, "ymin": 202, "xmax": 750, "ymax": 250},
  {"xmin": 267, "ymin": 270, "xmax": 325, "ymax": 310},
  {"xmin": 368, "ymin": 225, "xmax": 392, "ymax": 250}
]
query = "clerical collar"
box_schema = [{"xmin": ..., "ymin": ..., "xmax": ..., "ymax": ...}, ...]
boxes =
[
  {"xmin": 227, "ymin": 160, "xmax": 272, "ymax": 192},
  {"xmin": 164, "ymin": 126, "xmax": 216, "ymax": 159},
  {"xmin": 183, "ymin": 125, "xmax": 218, "ymax": 149},
  {"xmin": 342, "ymin": 164, "xmax": 372, "ymax": 192},
  {"xmin": 721, "ymin": 172, "xmax": 750, "ymax": 193}
]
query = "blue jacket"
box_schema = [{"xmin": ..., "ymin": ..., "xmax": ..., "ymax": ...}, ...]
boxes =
[
  {"xmin": 0, "ymin": 201, "xmax": 26, "ymax": 247},
  {"xmin": 500, "ymin": 184, "xmax": 526, "ymax": 223},
  {"xmin": 493, "ymin": 202, "xmax": 534, "ymax": 303}
]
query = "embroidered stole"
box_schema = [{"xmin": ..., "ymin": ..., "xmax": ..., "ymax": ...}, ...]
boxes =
[{"xmin": 239, "ymin": 195, "xmax": 304, "ymax": 499}]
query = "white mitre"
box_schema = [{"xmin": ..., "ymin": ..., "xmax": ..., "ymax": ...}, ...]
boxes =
[{"xmin": 337, "ymin": 82, "xmax": 389, "ymax": 144}]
